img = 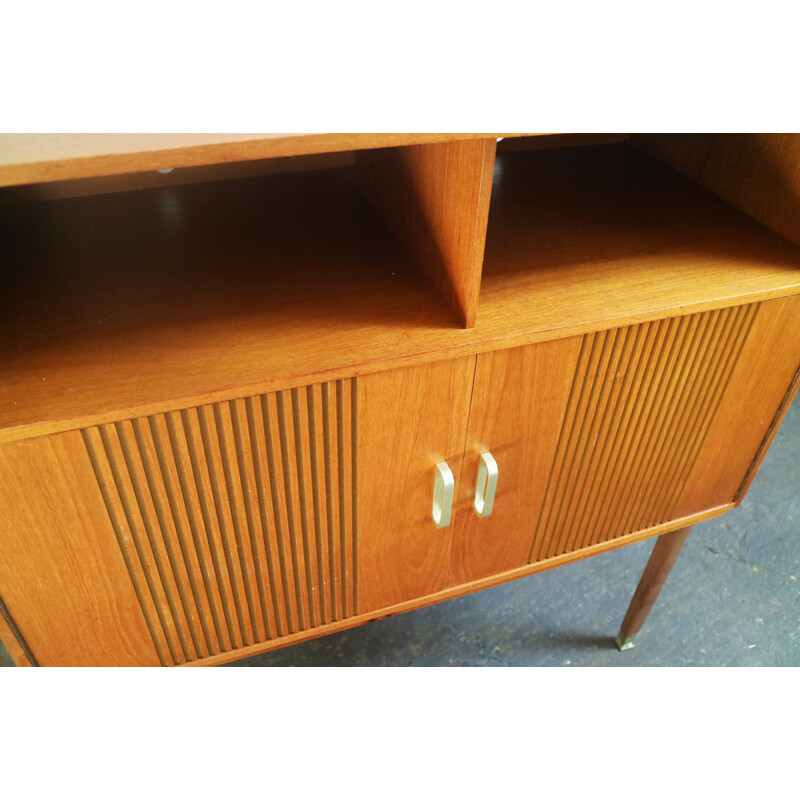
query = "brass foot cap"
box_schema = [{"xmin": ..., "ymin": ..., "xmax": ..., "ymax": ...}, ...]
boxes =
[{"xmin": 615, "ymin": 633, "xmax": 635, "ymax": 651}]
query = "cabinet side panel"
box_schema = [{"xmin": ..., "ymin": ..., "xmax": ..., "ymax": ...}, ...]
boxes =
[
  {"xmin": 450, "ymin": 336, "xmax": 583, "ymax": 583},
  {"xmin": 698, "ymin": 134, "xmax": 800, "ymax": 249},
  {"xmin": 630, "ymin": 134, "xmax": 717, "ymax": 183},
  {"xmin": 0, "ymin": 431, "xmax": 162, "ymax": 666},
  {"xmin": 633, "ymin": 134, "xmax": 800, "ymax": 248},
  {"xmin": 675, "ymin": 294, "xmax": 800, "ymax": 517},
  {"xmin": 357, "ymin": 357, "xmax": 475, "ymax": 612}
]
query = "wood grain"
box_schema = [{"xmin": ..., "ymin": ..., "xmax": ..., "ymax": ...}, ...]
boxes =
[
  {"xmin": 357, "ymin": 357, "xmax": 475, "ymax": 613},
  {"xmin": 0, "ymin": 592, "xmax": 37, "ymax": 666},
  {"xmin": 674, "ymin": 294, "xmax": 800, "ymax": 517},
  {"xmin": 356, "ymin": 138, "xmax": 496, "ymax": 327},
  {"xmin": 632, "ymin": 134, "xmax": 800, "ymax": 247},
  {"xmin": 0, "ymin": 133, "xmax": 533, "ymax": 188},
  {"xmin": 451, "ymin": 302, "xmax": 776, "ymax": 579},
  {"xmin": 2, "ymin": 146, "xmax": 800, "ymax": 443},
  {"xmin": 79, "ymin": 381, "xmax": 358, "ymax": 666},
  {"xmin": 450, "ymin": 337, "xmax": 582, "ymax": 583},
  {"xmin": 0, "ymin": 432, "xmax": 161, "ymax": 666},
  {"xmin": 529, "ymin": 306, "xmax": 759, "ymax": 560}
]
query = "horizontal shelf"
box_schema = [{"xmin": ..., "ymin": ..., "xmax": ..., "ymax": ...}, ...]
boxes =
[
  {"xmin": 2, "ymin": 142, "xmax": 800, "ymax": 443},
  {"xmin": 478, "ymin": 144, "xmax": 800, "ymax": 332}
]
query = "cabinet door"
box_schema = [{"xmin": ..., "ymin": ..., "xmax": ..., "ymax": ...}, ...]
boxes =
[
  {"xmin": 357, "ymin": 357, "xmax": 476, "ymax": 613},
  {"xmin": 0, "ymin": 360, "xmax": 476, "ymax": 665},
  {"xmin": 451, "ymin": 296, "xmax": 800, "ymax": 585}
]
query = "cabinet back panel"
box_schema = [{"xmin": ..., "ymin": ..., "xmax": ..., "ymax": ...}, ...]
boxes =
[{"xmin": 82, "ymin": 381, "xmax": 358, "ymax": 666}]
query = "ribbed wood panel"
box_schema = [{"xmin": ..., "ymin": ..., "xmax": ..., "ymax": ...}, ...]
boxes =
[
  {"xmin": 81, "ymin": 379, "xmax": 358, "ymax": 665},
  {"xmin": 530, "ymin": 304, "xmax": 760, "ymax": 563}
]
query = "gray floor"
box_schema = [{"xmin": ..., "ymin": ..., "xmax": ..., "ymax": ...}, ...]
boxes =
[{"xmin": 2, "ymin": 400, "xmax": 797, "ymax": 668}]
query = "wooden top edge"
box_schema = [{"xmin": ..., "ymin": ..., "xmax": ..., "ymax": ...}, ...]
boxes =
[
  {"xmin": 0, "ymin": 133, "xmax": 543, "ymax": 188},
  {"xmin": 2, "ymin": 286, "xmax": 798, "ymax": 446}
]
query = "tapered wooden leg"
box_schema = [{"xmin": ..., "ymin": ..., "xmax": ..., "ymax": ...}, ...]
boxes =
[{"xmin": 615, "ymin": 526, "xmax": 692, "ymax": 651}]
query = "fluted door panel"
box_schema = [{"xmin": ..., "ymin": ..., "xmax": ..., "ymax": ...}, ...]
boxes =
[
  {"xmin": 530, "ymin": 304, "xmax": 758, "ymax": 561},
  {"xmin": 82, "ymin": 380, "xmax": 358, "ymax": 665},
  {"xmin": 454, "ymin": 297, "xmax": 800, "ymax": 584}
]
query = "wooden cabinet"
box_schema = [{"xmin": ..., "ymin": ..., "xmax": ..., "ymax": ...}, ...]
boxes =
[
  {"xmin": 451, "ymin": 297, "xmax": 800, "ymax": 586},
  {"xmin": 1, "ymin": 133, "xmax": 799, "ymax": 666}
]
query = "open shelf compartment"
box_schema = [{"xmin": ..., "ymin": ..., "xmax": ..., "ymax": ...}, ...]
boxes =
[
  {"xmin": 478, "ymin": 141, "xmax": 800, "ymax": 335},
  {"xmin": 0, "ymin": 161, "xmax": 467, "ymax": 441}
]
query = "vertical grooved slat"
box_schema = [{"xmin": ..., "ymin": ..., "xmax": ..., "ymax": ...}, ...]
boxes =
[
  {"xmin": 336, "ymin": 380, "xmax": 349, "ymax": 619},
  {"xmin": 351, "ymin": 377, "xmax": 359, "ymax": 616},
  {"xmin": 180, "ymin": 407, "xmax": 238, "ymax": 651},
  {"xmin": 197, "ymin": 406, "xmax": 250, "ymax": 647},
  {"xmin": 292, "ymin": 388, "xmax": 318, "ymax": 629},
  {"xmin": 598, "ymin": 318, "xmax": 677, "ymax": 542},
  {"xmin": 276, "ymin": 391, "xmax": 309, "ymax": 631},
  {"xmin": 164, "ymin": 411, "xmax": 228, "ymax": 653},
  {"xmin": 229, "ymin": 399, "xmax": 272, "ymax": 642},
  {"xmin": 645, "ymin": 308, "xmax": 740, "ymax": 526},
  {"xmin": 81, "ymin": 428, "xmax": 169, "ymax": 667},
  {"xmin": 213, "ymin": 403, "xmax": 259, "ymax": 644},
  {"xmin": 563, "ymin": 325, "xmax": 632, "ymax": 553},
  {"xmin": 583, "ymin": 319, "xmax": 665, "ymax": 547},
  {"xmin": 261, "ymin": 394, "xmax": 298, "ymax": 635},
  {"xmin": 79, "ymin": 379, "xmax": 359, "ymax": 664},
  {"xmin": 96, "ymin": 424, "xmax": 182, "ymax": 665},
  {"xmin": 581, "ymin": 323, "xmax": 651, "ymax": 548},
  {"xmin": 322, "ymin": 382, "xmax": 340, "ymax": 621},
  {"xmin": 306, "ymin": 385, "xmax": 329, "ymax": 626},
  {"xmin": 246, "ymin": 396, "xmax": 284, "ymax": 638},
  {"xmin": 613, "ymin": 316, "xmax": 690, "ymax": 537},
  {"xmin": 130, "ymin": 418, "xmax": 205, "ymax": 660},
  {"xmin": 543, "ymin": 329, "xmax": 608, "ymax": 560},
  {"xmin": 530, "ymin": 304, "xmax": 760, "ymax": 563},
  {"xmin": 529, "ymin": 334, "xmax": 594, "ymax": 563},
  {"xmin": 661, "ymin": 303, "xmax": 760, "ymax": 518},
  {"xmin": 114, "ymin": 420, "xmax": 193, "ymax": 662},
  {"xmin": 556, "ymin": 327, "xmax": 622, "ymax": 555},
  {"xmin": 635, "ymin": 314, "xmax": 706, "ymax": 529}
]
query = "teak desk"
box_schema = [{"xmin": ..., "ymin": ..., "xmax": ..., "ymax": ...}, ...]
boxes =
[{"xmin": 1, "ymin": 133, "xmax": 798, "ymax": 666}]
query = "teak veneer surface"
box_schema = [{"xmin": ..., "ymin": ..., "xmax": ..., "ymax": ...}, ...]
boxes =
[
  {"xmin": 356, "ymin": 139, "xmax": 497, "ymax": 327},
  {"xmin": 479, "ymin": 145, "xmax": 800, "ymax": 325},
  {"xmin": 0, "ymin": 133, "xmax": 533, "ymax": 188},
  {"xmin": 3, "ymin": 145, "xmax": 800, "ymax": 442}
]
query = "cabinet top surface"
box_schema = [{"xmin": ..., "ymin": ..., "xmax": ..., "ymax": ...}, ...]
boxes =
[{"xmin": 0, "ymin": 133, "xmax": 535, "ymax": 187}]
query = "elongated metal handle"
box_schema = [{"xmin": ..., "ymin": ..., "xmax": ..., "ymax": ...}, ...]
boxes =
[
  {"xmin": 432, "ymin": 461, "xmax": 455, "ymax": 529},
  {"xmin": 474, "ymin": 451, "xmax": 499, "ymax": 518}
]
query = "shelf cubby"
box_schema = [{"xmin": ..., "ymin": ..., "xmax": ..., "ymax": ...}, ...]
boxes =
[
  {"xmin": 478, "ymin": 141, "xmax": 800, "ymax": 336},
  {"xmin": 0, "ymin": 160, "xmax": 469, "ymax": 441}
]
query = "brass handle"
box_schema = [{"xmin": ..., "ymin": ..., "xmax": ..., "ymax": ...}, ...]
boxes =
[
  {"xmin": 432, "ymin": 461, "xmax": 455, "ymax": 529},
  {"xmin": 474, "ymin": 451, "xmax": 498, "ymax": 518}
]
